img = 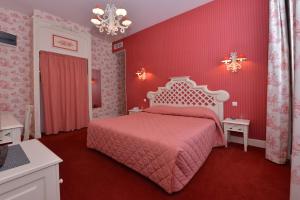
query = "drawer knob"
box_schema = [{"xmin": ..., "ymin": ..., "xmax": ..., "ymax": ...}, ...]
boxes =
[{"xmin": 59, "ymin": 178, "xmax": 63, "ymax": 184}]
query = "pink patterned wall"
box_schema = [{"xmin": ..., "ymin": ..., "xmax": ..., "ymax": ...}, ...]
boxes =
[
  {"xmin": 0, "ymin": 8, "xmax": 33, "ymax": 123},
  {"xmin": 0, "ymin": 7, "xmax": 125, "ymax": 124},
  {"xmin": 91, "ymin": 36, "xmax": 126, "ymax": 117}
]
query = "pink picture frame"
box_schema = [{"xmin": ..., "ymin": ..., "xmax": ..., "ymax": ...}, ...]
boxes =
[{"xmin": 52, "ymin": 35, "xmax": 78, "ymax": 51}]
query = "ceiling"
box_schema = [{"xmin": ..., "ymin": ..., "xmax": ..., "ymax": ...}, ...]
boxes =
[{"xmin": 1, "ymin": 0, "xmax": 213, "ymax": 38}]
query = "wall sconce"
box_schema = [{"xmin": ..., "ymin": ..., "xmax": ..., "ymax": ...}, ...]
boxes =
[
  {"xmin": 221, "ymin": 52, "xmax": 247, "ymax": 72},
  {"xmin": 136, "ymin": 67, "xmax": 147, "ymax": 80}
]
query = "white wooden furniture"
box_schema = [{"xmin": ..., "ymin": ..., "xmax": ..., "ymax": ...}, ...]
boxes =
[
  {"xmin": 222, "ymin": 118, "xmax": 250, "ymax": 152},
  {"xmin": 128, "ymin": 108, "xmax": 143, "ymax": 115},
  {"xmin": 23, "ymin": 105, "xmax": 34, "ymax": 141},
  {"xmin": 0, "ymin": 139, "xmax": 62, "ymax": 200},
  {"xmin": 147, "ymin": 76, "xmax": 230, "ymax": 121},
  {"xmin": 0, "ymin": 112, "xmax": 23, "ymax": 144}
]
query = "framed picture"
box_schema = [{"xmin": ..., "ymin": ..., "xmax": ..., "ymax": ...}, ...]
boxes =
[{"xmin": 52, "ymin": 35, "xmax": 78, "ymax": 51}]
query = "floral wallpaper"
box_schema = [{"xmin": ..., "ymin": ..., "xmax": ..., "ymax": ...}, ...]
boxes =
[
  {"xmin": 0, "ymin": 8, "xmax": 33, "ymax": 123},
  {"xmin": 265, "ymin": 0, "xmax": 290, "ymax": 164},
  {"xmin": 0, "ymin": 7, "xmax": 125, "ymax": 126},
  {"xmin": 91, "ymin": 36, "xmax": 126, "ymax": 118}
]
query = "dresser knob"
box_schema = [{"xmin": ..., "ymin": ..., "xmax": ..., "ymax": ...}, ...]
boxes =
[{"xmin": 59, "ymin": 178, "xmax": 63, "ymax": 184}]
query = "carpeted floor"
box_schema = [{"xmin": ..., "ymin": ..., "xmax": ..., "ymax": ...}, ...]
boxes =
[{"xmin": 40, "ymin": 128, "xmax": 290, "ymax": 200}]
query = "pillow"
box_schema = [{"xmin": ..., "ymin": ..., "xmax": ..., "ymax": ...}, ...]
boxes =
[
  {"xmin": 144, "ymin": 106, "xmax": 220, "ymax": 123},
  {"xmin": 144, "ymin": 106, "xmax": 224, "ymax": 142}
]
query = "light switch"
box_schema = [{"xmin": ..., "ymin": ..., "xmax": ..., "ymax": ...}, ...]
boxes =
[{"xmin": 232, "ymin": 101, "xmax": 238, "ymax": 107}]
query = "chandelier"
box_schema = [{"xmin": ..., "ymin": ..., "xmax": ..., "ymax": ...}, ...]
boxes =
[{"xmin": 91, "ymin": 4, "xmax": 132, "ymax": 36}]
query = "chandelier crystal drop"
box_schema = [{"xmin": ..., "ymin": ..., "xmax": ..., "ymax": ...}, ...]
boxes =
[{"xmin": 91, "ymin": 4, "xmax": 132, "ymax": 36}]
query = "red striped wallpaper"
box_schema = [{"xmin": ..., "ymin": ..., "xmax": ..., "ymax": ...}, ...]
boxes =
[{"xmin": 123, "ymin": 0, "xmax": 269, "ymax": 140}]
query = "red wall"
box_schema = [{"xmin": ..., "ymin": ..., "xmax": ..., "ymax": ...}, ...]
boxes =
[{"xmin": 123, "ymin": 0, "xmax": 269, "ymax": 140}]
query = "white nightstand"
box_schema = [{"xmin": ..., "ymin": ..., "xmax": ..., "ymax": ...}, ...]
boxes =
[
  {"xmin": 222, "ymin": 118, "xmax": 250, "ymax": 152},
  {"xmin": 128, "ymin": 108, "xmax": 143, "ymax": 115}
]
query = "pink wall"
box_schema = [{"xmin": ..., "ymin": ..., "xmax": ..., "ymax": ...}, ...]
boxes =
[{"xmin": 124, "ymin": 0, "xmax": 269, "ymax": 140}]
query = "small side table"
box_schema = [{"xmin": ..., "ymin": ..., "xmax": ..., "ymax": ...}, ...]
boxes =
[
  {"xmin": 222, "ymin": 118, "xmax": 250, "ymax": 152},
  {"xmin": 128, "ymin": 108, "xmax": 143, "ymax": 115},
  {"xmin": 0, "ymin": 112, "xmax": 23, "ymax": 144}
]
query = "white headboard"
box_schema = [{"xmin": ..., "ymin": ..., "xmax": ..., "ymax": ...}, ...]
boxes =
[{"xmin": 146, "ymin": 76, "xmax": 230, "ymax": 121}]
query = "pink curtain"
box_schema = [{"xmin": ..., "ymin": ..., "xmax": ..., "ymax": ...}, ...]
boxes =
[
  {"xmin": 266, "ymin": 0, "xmax": 291, "ymax": 164},
  {"xmin": 290, "ymin": 0, "xmax": 300, "ymax": 199},
  {"xmin": 40, "ymin": 51, "xmax": 89, "ymax": 134}
]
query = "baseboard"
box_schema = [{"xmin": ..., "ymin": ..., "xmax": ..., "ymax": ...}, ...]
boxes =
[{"xmin": 229, "ymin": 136, "xmax": 265, "ymax": 149}]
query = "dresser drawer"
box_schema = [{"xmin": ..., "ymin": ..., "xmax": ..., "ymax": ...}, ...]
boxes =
[
  {"xmin": 224, "ymin": 124, "xmax": 245, "ymax": 132},
  {"xmin": 0, "ymin": 164, "xmax": 61, "ymax": 200}
]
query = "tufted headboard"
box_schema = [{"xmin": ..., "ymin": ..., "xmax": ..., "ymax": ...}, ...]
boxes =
[{"xmin": 146, "ymin": 76, "xmax": 230, "ymax": 121}]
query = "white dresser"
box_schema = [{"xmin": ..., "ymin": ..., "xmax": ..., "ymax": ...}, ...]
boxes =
[
  {"xmin": 0, "ymin": 140, "xmax": 63, "ymax": 200},
  {"xmin": 0, "ymin": 112, "xmax": 24, "ymax": 144}
]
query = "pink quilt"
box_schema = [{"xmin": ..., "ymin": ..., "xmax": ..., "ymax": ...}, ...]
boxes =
[{"xmin": 87, "ymin": 107, "xmax": 225, "ymax": 193}]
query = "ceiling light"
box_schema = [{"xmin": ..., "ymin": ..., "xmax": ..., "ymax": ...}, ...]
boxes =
[
  {"xmin": 92, "ymin": 8, "xmax": 104, "ymax": 15},
  {"xmin": 122, "ymin": 20, "xmax": 132, "ymax": 26},
  {"xmin": 91, "ymin": 4, "xmax": 132, "ymax": 36},
  {"xmin": 90, "ymin": 18, "xmax": 101, "ymax": 25},
  {"xmin": 116, "ymin": 8, "xmax": 127, "ymax": 17}
]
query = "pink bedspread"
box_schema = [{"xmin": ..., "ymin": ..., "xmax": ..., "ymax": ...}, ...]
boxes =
[{"xmin": 87, "ymin": 111, "xmax": 225, "ymax": 193}]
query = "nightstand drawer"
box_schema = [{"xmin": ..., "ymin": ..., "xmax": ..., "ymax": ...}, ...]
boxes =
[
  {"xmin": 224, "ymin": 124, "xmax": 245, "ymax": 132},
  {"xmin": 129, "ymin": 111, "xmax": 140, "ymax": 115}
]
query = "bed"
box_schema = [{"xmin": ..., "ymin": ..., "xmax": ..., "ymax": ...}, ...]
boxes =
[{"xmin": 87, "ymin": 76, "xmax": 230, "ymax": 193}]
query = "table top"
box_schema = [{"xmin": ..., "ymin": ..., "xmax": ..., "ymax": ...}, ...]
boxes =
[
  {"xmin": 222, "ymin": 118, "xmax": 250, "ymax": 126},
  {"xmin": 0, "ymin": 112, "xmax": 23, "ymax": 130},
  {"xmin": 0, "ymin": 139, "xmax": 62, "ymax": 184}
]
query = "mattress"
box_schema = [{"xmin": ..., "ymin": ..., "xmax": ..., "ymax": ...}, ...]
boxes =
[{"xmin": 87, "ymin": 107, "xmax": 224, "ymax": 193}]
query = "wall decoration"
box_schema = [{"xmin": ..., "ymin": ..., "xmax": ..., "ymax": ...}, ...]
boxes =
[
  {"xmin": 112, "ymin": 40, "xmax": 124, "ymax": 53},
  {"xmin": 136, "ymin": 67, "xmax": 147, "ymax": 80},
  {"xmin": 52, "ymin": 35, "xmax": 78, "ymax": 51},
  {"xmin": 221, "ymin": 52, "xmax": 247, "ymax": 72}
]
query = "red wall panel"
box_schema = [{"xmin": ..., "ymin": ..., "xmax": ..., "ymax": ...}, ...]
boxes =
[{"xmin": 123, "ymin": 0, "xmax": 269, "ymax": 140}]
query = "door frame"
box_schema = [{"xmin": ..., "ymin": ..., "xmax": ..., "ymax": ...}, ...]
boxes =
[{"xmin": 33, "ymin": 16, "xmax": 92, "ymax": 138}]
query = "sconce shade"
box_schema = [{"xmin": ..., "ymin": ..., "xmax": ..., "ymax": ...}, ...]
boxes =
[
  {"xmin": 221, "ymin": 52, "xmax": 247, "ymax": 72},
  {"xmin": 237, "ymin": 53, "xmax": 247, "ymax": 62},
  {"xmin": 136, "ymin": 68, "xmax": 147, "ymax": 80}
]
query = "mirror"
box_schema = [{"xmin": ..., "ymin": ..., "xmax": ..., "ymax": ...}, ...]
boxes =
[{"xmin": 92, "ymin": 69, "xmax": 101, "ymax": 108}]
